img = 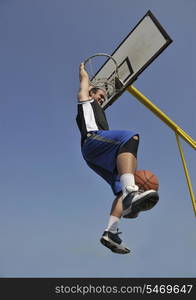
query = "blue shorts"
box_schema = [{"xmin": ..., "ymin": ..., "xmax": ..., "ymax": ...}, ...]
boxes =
[{"xmin": 81, "ymin": 130, "xmax": 138, "ymax": 195}]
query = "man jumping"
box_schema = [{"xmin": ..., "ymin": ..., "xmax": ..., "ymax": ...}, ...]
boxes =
[{"xmin": 76, "ymin": 62, "xmax": 159, "ymax": 254}]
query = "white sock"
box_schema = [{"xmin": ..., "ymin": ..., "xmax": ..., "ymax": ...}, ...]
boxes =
[
  {"xmin": 120, "ymin": 173, "xmax": 138, "ymax": 198},
  {"xmin": 105, "ymin": 215, "xmax": 120, "ymax": 233}
]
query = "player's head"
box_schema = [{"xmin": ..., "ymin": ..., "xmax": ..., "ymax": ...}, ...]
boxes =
[{"xmin": 89, "ymin": 87, "xmax": 107, "ymax": 106}]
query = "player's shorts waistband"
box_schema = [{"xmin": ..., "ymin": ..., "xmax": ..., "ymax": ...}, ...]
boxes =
[
  {"xmin": 82, "ymin": 131, "xmax": 96, "ymax": 145},
  {"xmin": 82, "ymin": 130, "xmax": 138, "ymax": 146},
  {"xmin": 87, "ymin": 132, "xmax": 94, "ymax": 138}
]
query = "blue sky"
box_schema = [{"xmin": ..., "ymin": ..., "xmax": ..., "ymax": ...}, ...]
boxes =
[{"xmin": 0, "ymin": 0, "xmax": 195, "ymax": 277}]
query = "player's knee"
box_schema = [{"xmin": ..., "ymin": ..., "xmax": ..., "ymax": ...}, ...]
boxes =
[{"xmin": 118, "ymin": 135, "xmax": 139, "ymax": 158}]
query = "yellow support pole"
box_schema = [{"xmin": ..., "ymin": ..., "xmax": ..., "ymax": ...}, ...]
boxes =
[
  {"xmin": 126, "ymin": 84, "xmax": 196, "ymax": 216},
  {"xmin": 127, "ymin": 85, "xmax": 196, "ymax": 150},
  {"xmin": 175, "ymin": 133, "xmax": 196, "ymax": 216}
]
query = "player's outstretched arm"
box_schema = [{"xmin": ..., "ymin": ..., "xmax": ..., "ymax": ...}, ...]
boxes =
[{"xmin": 77, "ymin": 63, "xmax": 90, "ymax": 101}]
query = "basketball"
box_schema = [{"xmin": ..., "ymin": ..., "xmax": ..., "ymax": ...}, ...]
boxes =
[{"xmin": 134, "ymin": 169, "xmax": 159, "ymax": 191}]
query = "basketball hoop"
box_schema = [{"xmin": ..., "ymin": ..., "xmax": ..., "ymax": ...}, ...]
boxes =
[{"xmin": 83, "ymin": 53, "xmax": 122, "ymax": 98}]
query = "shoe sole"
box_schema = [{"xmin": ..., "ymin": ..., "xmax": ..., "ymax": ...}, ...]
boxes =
[
  {"xmin": 123, "ymin": 192, "xmax": 159, "ymax": 218},
  {"xmin": 100, "ymin": 237, "xmax": 130, "ymax": 254},
  {"xmin": 125, "ymin": 211, "xmax": 139, "ymax": 218}
]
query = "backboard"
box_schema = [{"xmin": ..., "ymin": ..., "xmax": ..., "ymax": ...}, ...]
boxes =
[{"xmin": 92, "ymin": 10, "xmax": 172, "ymax": 109}]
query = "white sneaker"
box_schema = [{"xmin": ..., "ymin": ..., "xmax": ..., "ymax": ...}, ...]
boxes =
[{"xmin": 122, "ymin": 189, "xmax": 159, "ymax": 217}]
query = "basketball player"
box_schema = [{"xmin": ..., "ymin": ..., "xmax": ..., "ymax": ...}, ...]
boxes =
[{"xmin": 76, "ymin": 62, "xmax": 159, "ymax": 254}]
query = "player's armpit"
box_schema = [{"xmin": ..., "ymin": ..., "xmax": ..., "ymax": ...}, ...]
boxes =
[{"xmin": 77, "ymin": 90, "xmax": 90, "ymax": 101}]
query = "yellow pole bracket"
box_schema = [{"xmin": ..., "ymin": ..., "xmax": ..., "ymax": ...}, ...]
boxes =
[
  {"xmin": 126, "ymin": 84, "xmax": 196, "ymax": 215},
  {"xmin": 127, "ymin": 85, "xmax": 196, "ymax": 150}
]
